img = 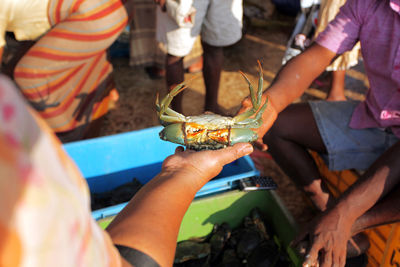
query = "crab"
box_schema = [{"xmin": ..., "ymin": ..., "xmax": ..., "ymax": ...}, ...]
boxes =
[{"xmin": 156, "ymin": 61, "xmax": 268, "ymax": 150}]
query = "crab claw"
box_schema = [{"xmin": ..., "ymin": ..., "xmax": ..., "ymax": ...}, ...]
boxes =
[
  {"xmin": 230, "ymin": 128, "xmax": 258, "ymax": 145},
  {"xmin": 159, "ymin": 123, "xmax": 185, "ymax": 146},
  {"xmin": 233, "ymin": 60, "xmax": 265, "ymax": 123}
]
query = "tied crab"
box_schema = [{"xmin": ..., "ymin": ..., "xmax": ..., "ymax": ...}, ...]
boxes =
[{"xmin": 156, "ymin": 61, "xmax": 268, "ymax": 150}]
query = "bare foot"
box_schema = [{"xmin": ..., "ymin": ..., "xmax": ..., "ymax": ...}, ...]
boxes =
[{"xmin": 303, "ymin": 179, "xmax": 333, "ymax": 211}]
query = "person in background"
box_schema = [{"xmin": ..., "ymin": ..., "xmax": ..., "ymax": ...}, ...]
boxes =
[
  {"xmin": 314, "ymin": 0, "xmax": 360, "ymax": 101},
  {"xmin": 282, "ymin": 0, "xmax": 361, "ymax": 101},
  {"xmin": 0, "ymin": 74, "xmax": 253, "ymax": 266},
  {"xmin": 128, "ymin": 0, "xmax": 166, "ymax": 79},
  {"xmin": 0, "ymin": 0, "xmax": 130, "ymax": 142},
  {"xmin": 128, "ymin": 1, "xmax": 203, "ymax": 80},
  {"xmin": 155, "ymin": 0, "xmax": 243, "ymax": 114},
  {"xmin": 240, "ymin": 0, "xmax": 400, "ymax": 265}
]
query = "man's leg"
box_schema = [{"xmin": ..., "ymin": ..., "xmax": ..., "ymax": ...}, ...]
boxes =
[
  {"xmin": 264, "ymin": 103, "xmax": 334, "ymax": 211},
  {"xmin": 327, "ymin": 70, "xmax": 347, "ymax": 101},
  {"xmin": 202, "ymin": 41, "xmax": 224, "ymax": 114},
  {"xmin": 166, "ymin": 54, "xmax": 185, "ymax": 113}
]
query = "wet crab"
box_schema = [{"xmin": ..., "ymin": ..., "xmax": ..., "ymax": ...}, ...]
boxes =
[{"xmin": 156, "ymin": 61, "xmax": 268, "ymax": 150}]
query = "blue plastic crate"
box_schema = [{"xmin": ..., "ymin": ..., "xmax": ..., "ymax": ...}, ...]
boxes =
[{"xmin": 63, "ymin": 126, "xmax": 259, "ymax": 220}]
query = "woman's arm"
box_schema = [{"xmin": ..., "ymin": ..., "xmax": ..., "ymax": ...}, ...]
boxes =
[{"xmin": 106, "ymin": 143, "xmax": 254, "ymax": 267}]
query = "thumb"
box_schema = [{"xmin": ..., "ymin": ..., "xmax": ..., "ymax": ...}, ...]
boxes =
[{"xmin": 214, "ymin": 143, "xmax": 254, "ymax": 166}]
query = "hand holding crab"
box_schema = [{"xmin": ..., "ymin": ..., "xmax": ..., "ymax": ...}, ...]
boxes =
[{"xmin": 156, "ymin": 61, "xmax": 268, "ymax": 150}]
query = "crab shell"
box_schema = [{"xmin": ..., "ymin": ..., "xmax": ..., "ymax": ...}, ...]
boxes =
[{"xmin": 159, "ymin": 114, "xmax": 258, "ymax": 150}]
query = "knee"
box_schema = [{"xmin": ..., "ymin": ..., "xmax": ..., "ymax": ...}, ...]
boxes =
[{"xmin": 262, "ymin": 113, "xmax": 293, "ymax": 150}]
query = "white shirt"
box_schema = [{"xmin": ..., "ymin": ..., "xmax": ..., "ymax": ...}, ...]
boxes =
[{"xmin": 0, "ymin": 0, "xmax": 50, "ymax": 47}]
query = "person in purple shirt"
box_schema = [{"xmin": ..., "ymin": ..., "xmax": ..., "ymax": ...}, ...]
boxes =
[{"xmin": 239, "ymin": 0, "xmax": 400, "ymax": 266}]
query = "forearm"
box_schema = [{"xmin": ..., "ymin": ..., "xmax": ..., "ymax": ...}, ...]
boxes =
[
  {"xmin": 106, "ymin": 169, "xmax": 204, "ymax": 267},
  {"xmin": 351, "ymin": 184, "xmax": 400, "ymax": 234},
  {"xmin": 335, "ymin": 142, "xmax": 400, "ymax": 224},
  {"xmin": 266, "ymin": 43, "xmax": 335, "ymax": 113}
]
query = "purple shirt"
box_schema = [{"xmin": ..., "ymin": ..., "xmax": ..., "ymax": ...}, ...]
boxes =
[{"xmin": 316, "ymin": 0, "xmax": 400, "ymax": 138}]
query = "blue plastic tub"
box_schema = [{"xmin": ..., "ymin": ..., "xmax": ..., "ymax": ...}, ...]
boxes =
[{"xmin": 63, "ymin": 126, "xmax": 260, "ymax": 220}]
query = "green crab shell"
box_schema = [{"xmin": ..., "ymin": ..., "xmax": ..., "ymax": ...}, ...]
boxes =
[{"xmin": 159, "ymin": 123, "xmax": 258, "ymax": 150}]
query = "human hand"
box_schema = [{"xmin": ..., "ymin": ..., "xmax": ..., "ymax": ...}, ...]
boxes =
[
  {"xmin": 238, "ymin": 94, "xmax": 277, "ymax": 151},
  {"xmin": 161, "ymin": 143, "xmax": 253, "ymax": 191},
  {"xmin": 292, "ymin": 208, "xmax": 355, "ymax": 267}
]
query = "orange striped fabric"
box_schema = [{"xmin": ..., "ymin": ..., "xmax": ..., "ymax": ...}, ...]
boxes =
[
  {"xmin": 0, "ymin": 75, "xmax": 122, "ymax": 267},
  {"xmin": 14, "ymin": 0, "xmax": 129, "ymax": 142}
]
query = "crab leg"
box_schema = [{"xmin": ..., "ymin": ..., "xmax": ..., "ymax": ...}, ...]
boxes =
[
  {"xmin": 164, "ymin": 107, "xmax": 186, "ymax": 119},
  {"xmin": 256, "ymin": 60, "xmax": 263, "ymax": 108},
  {"xmin": 157, "ymin": 83, "xmax": 187, "ymax": 115},
  {"xmin": 233, "ymin": 61, "xmax": 265, "ymax": 123},
  {"xmin": 159, "ymin": 114, "xmax": 186, "ymax": 124},
  {"xmin": 156, "ymin": 82, "xmax": 189, "ymax": 125},
  {"xmin": 241, "ymin": 71, "xmax": 256, "ymax": 107},
  {"xmin": 234, "ymin": 97, "xmax": 268, "ymax": 128}
]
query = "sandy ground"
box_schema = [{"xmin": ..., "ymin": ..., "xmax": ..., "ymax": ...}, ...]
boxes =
[{"xmin": 99, "ymin": 13, "xmax": 368, "ymax": 226}]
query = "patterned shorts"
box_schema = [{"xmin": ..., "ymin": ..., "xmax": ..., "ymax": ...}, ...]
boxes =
[{"xmin": 309, "ymin": 100, "xmax": 399, "ymax": 171}]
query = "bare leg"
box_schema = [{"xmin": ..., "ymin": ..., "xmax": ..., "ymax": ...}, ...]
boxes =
[
  {"xmin": 326, "ymin": 70, "xmax": 346, "ymax": 101},
  {"xmin": 202, "ymin": 41, "xmax": 223, "ymax": 114},
  {"xmin": 166, "ymin": 54, "xmax": 185, "ymax": 113},
  {"xmin": 264, "ymin": 103, "xmax": 334, "ymax": 211}
]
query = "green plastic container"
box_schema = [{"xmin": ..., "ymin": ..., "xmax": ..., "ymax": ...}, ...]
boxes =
[
  {"xmin": 177, "ymin": 190, "xmax": 301, "ymax": 266},
  {"xmin": 99, "ymin": 189, "xmax": 302, "ymax": 266}
]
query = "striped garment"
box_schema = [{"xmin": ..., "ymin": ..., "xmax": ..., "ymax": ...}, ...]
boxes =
[
  {"xmin": 13, "ymin": 0, "xmax": 129, "ymax": 142},
  {"xmin": 0, "ymin": 75, "xmax": 122, "ymax": 267}
]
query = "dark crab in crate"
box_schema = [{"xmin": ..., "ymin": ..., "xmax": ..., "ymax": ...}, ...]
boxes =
[
  {"xmin": 156, "ymin": 62, "xmax": 268, "ymax": 150},
  {"xmin": 173, "ymin": 208, "xmax": 293, "ymax": 267}
]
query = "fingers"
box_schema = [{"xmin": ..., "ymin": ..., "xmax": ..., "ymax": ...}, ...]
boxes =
[
  {"xmin": 304, "ymin": 237, "xmax": 323, "ymax": 267},
  {"xmin": 321, "ymin": 250, "xmax": 332, "ymax": 267},
  {"xmin": 213, "ymin": 143, "xmax": 253, "ymax": 166},
  {"xmin": 320, "ymin": 238, "xmax": 333, "ymax": 267},
  {"xmin": 338, "ymin": 252, "xmax": 346, "ymax": 267},
  {"xmin": 332, "ymin": 249, "xmax": 344, "ymax": 267},
  {"xmin": 254, "ymin": 138, "xmax": 268, "ymax": 151},
  {"xmin": 302, "ymin": 244, "xmax": 346, "ymax": 267},
  {"xmin": 320, "ymin": 246, "xmax": 346, "ymax": 267}
]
